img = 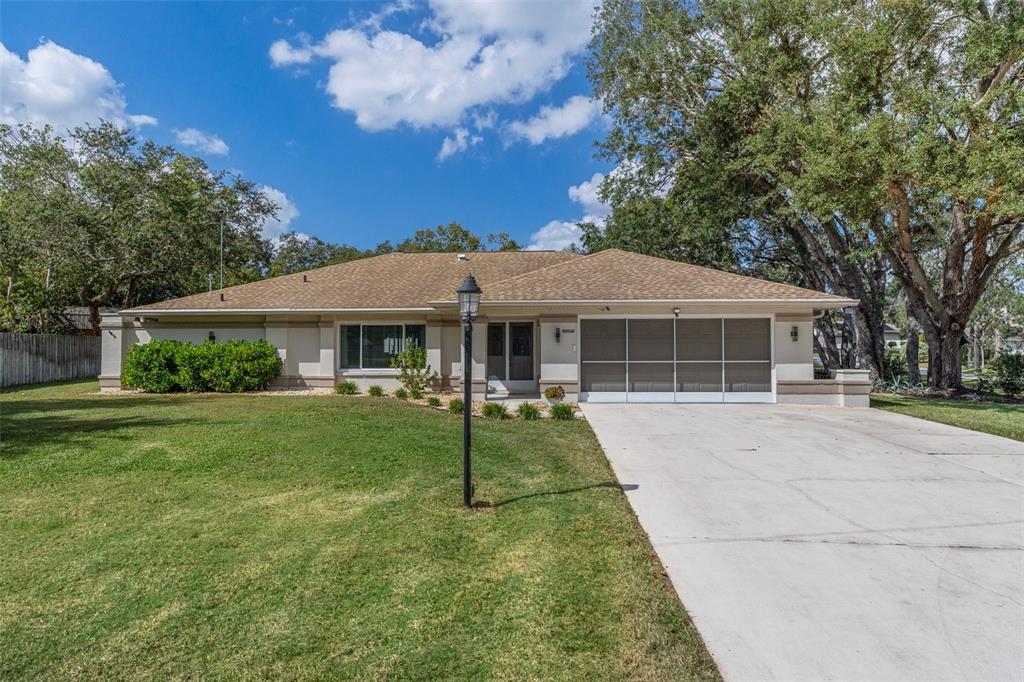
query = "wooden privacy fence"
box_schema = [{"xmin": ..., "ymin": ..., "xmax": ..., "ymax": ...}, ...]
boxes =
[{"xmin": 1, "ymin": 333, "xmax": 101, "ymax": 387}]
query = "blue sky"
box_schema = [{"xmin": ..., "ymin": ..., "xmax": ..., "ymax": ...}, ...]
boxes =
[{"xmin": 1, "ymin": 1, "xmax": 612, "ymax": 250}]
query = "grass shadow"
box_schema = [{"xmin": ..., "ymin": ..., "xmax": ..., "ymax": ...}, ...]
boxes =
[
  {"xmin": 0, "ymin": 413, "xmax": 197, "ymax": 460},
  {"xmin": 0, "ymin": 394, "xmax": 219, "ymax": 418},
  {"xmin": 482, "ymin": 481, "xmax": 633, "ymax": 508}
]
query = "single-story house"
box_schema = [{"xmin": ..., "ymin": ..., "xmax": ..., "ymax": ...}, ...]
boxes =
[
  {"xmin": 1001, "ymin": 336, "xmax": 1023, "ymax": 356},
  {"xmin": 101, "ymin": 248, "xmax": 870, "ymax": 406},
  {"xmin": 883, "ymin": 323, "xmax": 905, "ymax": 349}
]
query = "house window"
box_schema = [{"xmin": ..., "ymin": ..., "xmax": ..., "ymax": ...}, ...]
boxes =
[{"xmin": 339, "ymin": 324, "xmax": 426, "ymax": 370}]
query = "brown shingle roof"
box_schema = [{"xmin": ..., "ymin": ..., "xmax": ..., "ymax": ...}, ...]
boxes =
[
  {"xmin": 129, "ymin": 251, "xmax": 579, "ymax": 312},
  {"xmin": 128, "ymin": 248, "xmax": 853, "ymax": 313},
  {"xmin": 463, "ymin": 249, "xmax": 853, "ymax": 303}
]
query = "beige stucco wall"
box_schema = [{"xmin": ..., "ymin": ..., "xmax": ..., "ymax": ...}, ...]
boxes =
[
  {"xmin": 285, "ymin": 324, "xmax": 321, "ymax": 377},
  {"xmin": 538, "ymin": 317, "xmax": 579, "ymax": 398},
  {"xmin": 102, "ymin": 302, "xmax": 828, "ymax": 399},
  {"xmin": 774, "ymin": 317, "xmax": 814, "ymax": 380},
  {"xmin": 778, "ymin": 369, "xmax": 870, "ymax": 407},
  {"xmin": 441, "ymin": 323, "xmax": 461, "ymax": 385}
]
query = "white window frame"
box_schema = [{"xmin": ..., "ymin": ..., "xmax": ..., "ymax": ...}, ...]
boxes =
[{"xmin": 337, "ymin": 322, "xmax": 426, "ymax": 373}]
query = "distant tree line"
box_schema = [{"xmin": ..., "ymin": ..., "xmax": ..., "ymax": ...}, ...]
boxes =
[
  {"xmin": 269, "ymin": 222, "xmax": 521, "ymax": 277},
  {"xmin": 0, "ymin": 123, "xmax": 520, "ymax": 334}
]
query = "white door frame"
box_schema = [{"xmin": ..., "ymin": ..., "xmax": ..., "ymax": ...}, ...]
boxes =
[{"xmin": 486, "ymin": 320, "xmax": 537, "ymax": 394}]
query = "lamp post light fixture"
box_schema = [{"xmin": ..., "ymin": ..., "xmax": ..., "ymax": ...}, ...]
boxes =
[{"xmin": 457, "ymin": 274, "xmax": 482, "ymax": 509}]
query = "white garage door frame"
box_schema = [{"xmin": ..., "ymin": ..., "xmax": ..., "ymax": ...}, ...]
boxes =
[{"xmin": 577, "ymin": 313, "xmax": 776, "ymax": 404}]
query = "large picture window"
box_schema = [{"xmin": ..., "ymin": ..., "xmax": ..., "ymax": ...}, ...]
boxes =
[{"xmin": 339, "ymin": 324, "xmax": 426, "ymax": 370}]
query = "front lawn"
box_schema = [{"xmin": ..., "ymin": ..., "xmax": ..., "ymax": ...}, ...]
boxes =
[
  {"xmin": 871, "ymin": 393, "xmax": 1023, "ymax": 442},
  {"xmin": 0, "ymin": 381, "xmax": 718, "ymax": 680}
]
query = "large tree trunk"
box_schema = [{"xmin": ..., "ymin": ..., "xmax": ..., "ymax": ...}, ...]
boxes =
[
  {"xmin": 905, "ymin": 301, "xmax": 921, "ymax": 384},
  {"xmin": 87, "ymin": 303, "xmax": 102, "ymax": 335},
  {"xmin": 814, "ymin": 318, "xmax": 841, "ymax": 370},
  {"xmin": 80, "ymin": 276, "xmax": 120, "ymax": 336},
  {"xmin": 780, "ymin": 213, "xmax": 889, "ymax": 378},
  {"xmin": 885, "ymin": 183, "xmax": 1022, "ymax": 392},
  {"xmin": 970, "ymin": 322, "xmax": 983, "ymax": 370},
  {"xmin": 936, "ymin": 328, "xmax": 965, "ymax": 391},
  {"xmin": 852, "ymin": 304, "xmax": 886, "ymax": 377}
]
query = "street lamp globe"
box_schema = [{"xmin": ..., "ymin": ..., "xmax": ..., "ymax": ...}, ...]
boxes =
[{"xmin": 457, "ymin": 275, "xmax": 482, "ymax": 321}]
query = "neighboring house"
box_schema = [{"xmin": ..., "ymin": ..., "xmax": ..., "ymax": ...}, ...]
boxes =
[
  {"xmin": 101, "ymin": 249, "xmax": 869, "ymax": 405},
  {"xmin": 830, "ymin": 321, "xmax": 903, "ymax": 351},
  {"xmin": 1002, "ymin": 336, "xmax": 1024, "ymax": 355},
  {"xmin": 883, "ymin": 323, "xmax": 904, "ymax": 349}
]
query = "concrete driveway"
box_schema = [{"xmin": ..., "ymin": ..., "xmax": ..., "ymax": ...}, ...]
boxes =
[{"xmin": 581, "ymin": 403, "xmax": 1024, "ymax": 681}]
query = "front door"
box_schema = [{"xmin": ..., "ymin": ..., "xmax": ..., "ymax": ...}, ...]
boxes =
[
  {"xmin": 486, "ymin": 322, "xmax": 535, "ymax": 394},
  {"xmin": 509, "ymin": 323, "xmax": 534, "ymax": 381}
]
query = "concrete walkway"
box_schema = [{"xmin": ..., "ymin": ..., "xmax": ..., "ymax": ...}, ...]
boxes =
[{"xmin": 581, "ymin": 403, "xmax": 1024, "ymax": 681}]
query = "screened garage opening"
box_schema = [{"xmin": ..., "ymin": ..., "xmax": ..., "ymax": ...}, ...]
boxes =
[{"xmin": 579, "ymin": 317, "xmax": 773, "ymax": 403}]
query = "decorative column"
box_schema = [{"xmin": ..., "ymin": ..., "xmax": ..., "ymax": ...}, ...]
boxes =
[{"xmin": 99, "ymin": 314, "xmax": 126, "ymax": 392}]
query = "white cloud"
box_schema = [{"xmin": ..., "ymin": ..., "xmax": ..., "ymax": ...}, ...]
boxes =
[
  {"xmin": 127, "ymin": 114, "xmax": 159, "ymax": 127},
  {"xmin": 527, "ymin": 170, "xmax": 611, "ymax": 251},
  {"xmin": 437, "ymin": 127, "xmax": 482, "ymax": 161},
  {"xmin": 471, "ymin": 110, "xmax": 497, "ymax": 131},
  {"xmin": 174, "ymin": 128, "xmax": 230, "ymax": 155},
  {"xmin": 360, "ymin": 0, "xmax": 415, "ymax": 31},
  {"xmin": 506, "ymin": 95, "xmax": 602, "ymax": 145},
  {"xmin": 268, "ymin": 0, "xmax": 597, "ymax": 131},
  {"xmin": 567, "ymin": 171, "xmax": 610, "ymax": 218},
  {"xmin": 260, "ymin": 185, "xmax": 301, "ymax": 240},
  {"xmin": 526, "ymin": 220, "xmax": 582, "ymax": 251},
  {"xmin": 0, "ymin": 40, "xmax": 156, "ymax": 131},
  {"xmin": 269, "ymin": 38, "xmax": 312, "ymax": 66}
]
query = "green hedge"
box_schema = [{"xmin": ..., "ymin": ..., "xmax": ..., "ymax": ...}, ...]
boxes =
[
  {"xmin": 993, "ymin": 354, "xmax": 1024, "ymax": 397},
  {"xmin": 122, "ymin": 339, "xmax": 282, "ymax": 393}
]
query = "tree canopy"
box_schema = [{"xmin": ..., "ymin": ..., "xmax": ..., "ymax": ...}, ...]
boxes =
[
  {"xmin": 1, "ymin": 124, "xmax": 529, "ymax": 333},
  {"xmin": 589, "ymin": 0, "xmax": 1024, "ymax": 388},
  {"xmin": 375, "ymin": 222, "xmax": 521, "ymax": 254},
  {"xmin": 1, "ymin": 123, "xmax": 275, "ymax": 332}
]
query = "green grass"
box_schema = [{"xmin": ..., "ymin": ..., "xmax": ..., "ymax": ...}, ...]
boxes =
[
  {"xmin": 0, "ymin": 381, "xmax": 717, "ymax": 680},
  {"xmin": 871, "ymin": 393, "xmax": 1023, "ymax": 442}
]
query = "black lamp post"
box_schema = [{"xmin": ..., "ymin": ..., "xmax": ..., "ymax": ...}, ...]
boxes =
[{"xmin": 457, "ymin": 274, "xmax": 482, "ymax": 508}]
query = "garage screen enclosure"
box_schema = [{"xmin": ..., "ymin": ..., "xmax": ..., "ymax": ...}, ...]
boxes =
[{"xmin": 579, "ymin": 317, "xmax": 774, "ymax": 403}]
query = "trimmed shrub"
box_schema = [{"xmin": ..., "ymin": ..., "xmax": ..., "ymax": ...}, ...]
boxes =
[
  {"xmin": 448, "ymin": 398, "xmax": 465, "ymax": 414},
  {"xmin": 368, "ymin": 385, "xmax": 384, "ymax": 397},
  {"xmin": 122, "ymin": 339, "xmax": 281, "ymax": 393},
  {"xmin": 390, "ymin": 343, "xmax": 438, "ymax": 393},
  {"xmin": 409, "ymin": 388, "xmax": 423, "ymax": 400},
  {"xmin": 426, "ymin": 396, "xmax": 442, "ymax": 407},
  {"xmin": 994, "ymin": 355, "xmax": 1024, "ymax": 397},
  {"xmin": 175, "ymin": 342, "xmax": 216, "ymax": 392},
  {"xmin": 550, "ymin": 403, "xmax": 575, "ymax": 420},
  {"xmin": 203, "ymin": 340, "xmax": 283, "ymax": 392},
  {"xmin": 882, "ymin": 348, "xmax": 906, "ymax": 381},
  {"xmin": 335, "ymin": 381, "xmax": 358, "ymax": 395},
  {"xmin": 976, "ymin": 366, "xmax": 995, "ymax": 394},
  {"xmin": 122, "ymin": 339, "xmax": 184, "ymax": 393},
  {"xmin": 517, "ymin": 402, "xmax": 540, "ymax": 420},
  {"xmin": 394, "ymin": 388, "xmax": 409, "ymax": 400},
  {"xmin": 482, "ymin": 402, "xmax": 508, "ymax": 419},
  {"xmin": 543, "ymin": 385, "xmax": 565, "ymax": 401}
]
